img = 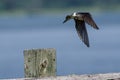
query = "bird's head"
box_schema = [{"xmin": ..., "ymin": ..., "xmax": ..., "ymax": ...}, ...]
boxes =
[{"xmin": 63, "ymin": 15, "xmax": 71, "ymax": 23}]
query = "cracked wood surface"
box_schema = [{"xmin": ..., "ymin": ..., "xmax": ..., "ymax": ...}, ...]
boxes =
[{"xmin": 6, "ymin": 73, "xmax": 120, "ymax": 80}]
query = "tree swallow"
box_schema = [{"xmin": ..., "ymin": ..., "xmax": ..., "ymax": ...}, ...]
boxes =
[{"xmin": 63, "ymin": 12, "xmax": 99, "ymax": 47}]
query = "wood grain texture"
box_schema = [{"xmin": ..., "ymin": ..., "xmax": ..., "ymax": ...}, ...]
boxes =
[
  {"xmin": 6, "ymin": 73, "xmax": 120, "ymax": 80},
  {"xmin": 24, "ymin": 48, "xmax": 56, "ymax": 78}
]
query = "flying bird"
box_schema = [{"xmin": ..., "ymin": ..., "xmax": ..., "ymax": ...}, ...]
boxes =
[{"xmin": 63, "ymin": 12, "xmax": 99, "ymax": 47}]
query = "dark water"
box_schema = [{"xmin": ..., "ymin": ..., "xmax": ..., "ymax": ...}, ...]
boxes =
[{"xmin": 0, "ymin": 12, "xmax": 120, "ymax": 78}]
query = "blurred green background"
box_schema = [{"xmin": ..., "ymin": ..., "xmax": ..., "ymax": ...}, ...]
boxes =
[{"xmin": 0, "ymin": 0, "xmax": 120, "ymax": 14}]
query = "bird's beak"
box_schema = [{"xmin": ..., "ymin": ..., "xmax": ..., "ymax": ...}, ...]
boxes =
[
  {"xmin": 63, "ymin": 18, "xmax": 71, "ymax": 23},
  {"xmin": 63, "ymin": 15, "xmax": 71, "ymax": 23},
  {"xmin": 63, "ymin": 19, "xmax": 67, "ymax": 23}
]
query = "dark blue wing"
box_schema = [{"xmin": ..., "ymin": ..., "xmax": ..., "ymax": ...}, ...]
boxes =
[{"xmin": 74, "ymin": 19, "xmax": 90, "ymax": 47}]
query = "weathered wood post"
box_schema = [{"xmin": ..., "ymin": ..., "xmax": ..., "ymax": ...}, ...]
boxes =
[{"xmin": 24, "ymin": 48, "xmax": 56, "ymax": 78}]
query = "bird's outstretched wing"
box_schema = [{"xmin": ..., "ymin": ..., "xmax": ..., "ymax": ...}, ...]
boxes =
[
  {"xmin": 74, "ymin": 19, "xmax": 90, "ymax": 47},
  {"xmin": 83, "ymin": 13, "xmax": 99, "ymax": 29}
]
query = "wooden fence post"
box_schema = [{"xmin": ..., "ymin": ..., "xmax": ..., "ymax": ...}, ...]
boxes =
[{"xmin": 23, "ymin": 48, "xmax": 56, "ymax": 78}]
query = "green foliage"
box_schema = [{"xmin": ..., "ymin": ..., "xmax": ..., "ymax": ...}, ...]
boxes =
[{"xmin": 0, "ymin": 0, "xmax": 120, "ymax": 12}]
